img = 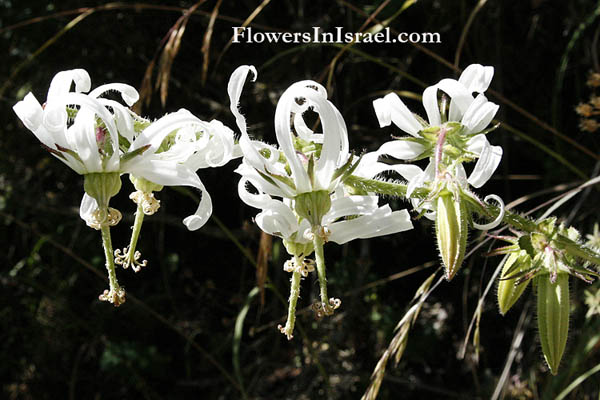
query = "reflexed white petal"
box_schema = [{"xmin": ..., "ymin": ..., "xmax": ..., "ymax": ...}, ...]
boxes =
[
  {"xmin": 293, "ymin": 110, "xmax": 323, "ymax": 143},
  {"xmin": 47, "ymin": 69, "xmax": 91, "ymax": 100},
  {"xmin": 42, "ymin": 104, "xmax": 68, "ymax": 135},
  {"xmin": 13, "ymin": 93, "xmax": 43, "ymax": 132},
  {"xmin": 422, "ymin": 85, "xmax": 442, "ymax": 126},
  {"xmin": 79, "ymin": 193, "xmax": 98, "ymax": 224},
  {"xmin": 323, "ymin": 195, "xmax": 379, "ymax": 223},
  {"xmin": 327, "ymin": 207, "xmax": 413, "ymax": 244},
  {"xmin": 98, "ymin": 98, "xmax": 136, "ymax": 143},
  {"xmin": 473, "ymin": 194, "xmax": 505, "ymax": 230},
  {"xmin": 405, "ymin": 162, "xmax": 435, "ymax": 198},
  {"xmin": 89, "ymin": 83, "xmax": 139, "ymax": 106},
  {"xmin": 235, "ymin": 163, "xmax": 293, "ymax": 198},
  {"xmin": 237, "ymin": 177, "xmax": 273, "ymax": 209},
  {"xmin": 255, "ymin": 200, "xmax": 299, "ymax": 239},
  {"xmin": 378, "ymin": 140, "xmax": 425, "ymax": 160},
  {"xmin": 354, "ymin": 151, "xmax": 425, "ymax": 181},
  {"xmin": 373, "ymin": 93, "xmax": 422, "ymax": 136},
  {"xmin": 181, "ymin": 178, "xmax": 212, "ymax": 231},
  {"xmin": 436, "ymin": 79, "xmax": 474, "ymax": 122},
  {"xmin": 467, "ymin": 137, "xmax": 502, "ymax": 188},
  {"xmin": 127, "ymin": 160, "xmax": 212, "ymax": 230},
  {"xmin": 201, "ymin": 120, "xmax": 237, "ymax": 168},
  {"xmin": 227, "ymin": 65, "xmax": 257, "ymax": 140},
  {"xmin": 458, "ymin": 64, "xmax": 494, "ymax": 94},
  {"xmin": 129, "ymin": 109, "xmax": 199, "ymax": 153},
  {"xmin": 461, "ymin": 94, "xmax": 498, "ymax": 134},
  {"xmin": 274, "ymin": 85, "xmax": 313, "ymax": 193},
  {"xmin": 69, "ymin": 108, "xmax": 103, "ymax": 172}
]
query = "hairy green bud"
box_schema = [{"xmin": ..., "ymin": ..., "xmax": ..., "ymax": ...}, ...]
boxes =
[
  {"xmin": 497, "ymin": 251, "xmax": 532, "ymax": 315},
  {"xmin": 130, "ymin": 175, "xmax": 164, "ymax": 194},
  {"xmin": 537, "ymin": 273, "xmax": 570, "ymax": 375},
  {"xmin": 436, "ymin": 191, "xmax": 468, "ymax": 280}
]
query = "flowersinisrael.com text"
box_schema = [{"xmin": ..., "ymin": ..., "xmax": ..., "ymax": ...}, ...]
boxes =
[{"xmin": 232, "ymin": 27, "xmax": 441, "ymax": 44}]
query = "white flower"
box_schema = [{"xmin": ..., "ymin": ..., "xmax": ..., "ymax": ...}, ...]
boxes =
[
  {"xmin": 238, "ymin": 180, "xmax": 412, "ymax": 244},
  {"xmin": 14, "ymin": 69, "xmax": 239, "ymax": 231},
  {"xmin": 228, "ymin": 65, "xmax": 412, "ymax": 238},
  {"xmin": 371, "ymin": 64, "xmax": 502, "ymax": 185},
  {"xmin": 362, "ymin": 64, "xmax": 505, "ymax": 227},
  {"xmin": 121, "ymin": 109, "xmax": 239, "ymax": 230}
]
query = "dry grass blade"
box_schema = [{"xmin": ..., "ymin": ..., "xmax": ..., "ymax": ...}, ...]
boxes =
[
  {"xmin": 134, "ymin": 59, "xmax": 156, "ymax": 114},
  {"xmin": 362, "ymin": 271, "xmax": 443, "ymax": 400},
  {"xmin": 1, "ymin": 9, "xmax": 94, "ymax": 98},
  {"xmin": 214, "ymin": 0, "xmax": 273, "ymax": 72},
  {"xmin": 454, "ymin": 0, "xmax": 489, "ymax": 68},
  {"xmin": 337, "ymin": 0, "xmax": 600, "ymax": 163},
  {"xmin": 256, "ymin": 231, "xmax": 272, "ymax": 306},
  {"xmin": 201, "ymin": 0, "xmax": 222, "ymax": 85},
  {"xmin": 154, "ymin": 0, "xmax": 206, "ymax": 107}
]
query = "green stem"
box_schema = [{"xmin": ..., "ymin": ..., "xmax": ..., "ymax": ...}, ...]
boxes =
[
  {"xmin": 281, "ymin": 255, "xmax": 303, "ymax": 340},
  {"xmin": 100, "ymin": 224, "xmax": 125, "ymax": 306},
  {"xmin": 125, "ymin": 203, "xmax": 146, "ymax": 270},
  {"xmin": 313, "ymin": 233, "xmax": 333, "ymax": 315},
  {"xmin": 345, "ymin": 175, "xmax": 537, "ymax": 233}
]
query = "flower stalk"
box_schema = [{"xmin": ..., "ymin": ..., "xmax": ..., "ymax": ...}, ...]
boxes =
[
  {"xmin": 279, "ymin": 255, "xmax": 304, "ymax": 340},
  {"xmin": 99, "ymin": 225, "xmax": 126, "ymax": 306}
]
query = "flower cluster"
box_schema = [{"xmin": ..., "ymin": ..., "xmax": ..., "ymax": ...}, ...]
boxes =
[
  {"xmin": 13, "ymin": 69, "xmax": 238, "ymax": 305},
  {"xmin": 14, "ymin": 63, "xmax": 600, "ymax": 377}
]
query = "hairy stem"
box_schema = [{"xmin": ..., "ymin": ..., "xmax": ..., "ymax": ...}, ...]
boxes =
[
  {"xmin": 100, "ymin": 224, "xmax": 125, "ymax": 306},
  {"xmin": 281, "ymin": 255, "xmax": 303, "ymax": 339},
  {"xmin": 126, "ymin": 203, "xmax": 146, "ymax": 267},
  {"xmin": 313, "ymin": 233, "xmax": 332, "ymax": 315},
  {"xmin": 345, "ymin": 175, "xmax": 537, "ymax": 232}
]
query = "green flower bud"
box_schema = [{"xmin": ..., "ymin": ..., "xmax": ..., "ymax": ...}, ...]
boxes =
[
  {"xmin": 537, "ymin": 273, "xmax": 570, "ymax": 375},
  {"xmin": 294, "ymin": 190, "xmax": 331, "ymax": 227},
  {"xmin": 84, "ymin": 172, "xmax": 122, "ymax": 209},
  {"xmin": 283, "ymin": 239, "xmax": 314, "ymax": 259},
  {"xmin": 130, "ymin": 175, "xmax": 164, "ymax": 194},
  {"xmin": 497, "ymin": 251, "xmax": 532, "ymax": 315},
  {"xmin": 436, "ymin": 191, "xmax": 468, "ymax": 280}
]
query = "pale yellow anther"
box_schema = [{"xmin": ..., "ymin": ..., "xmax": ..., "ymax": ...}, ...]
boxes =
[
  {"xmin": 114, "ymin": 246, "xmax": 148, "ymax": 272},
  {"xmin": 129, "ymin": 190, "xmax": 161, "ymax": 215}
]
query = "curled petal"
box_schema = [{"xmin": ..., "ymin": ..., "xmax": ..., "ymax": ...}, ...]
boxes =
[
  {"xmin": 47, "ymin": 69, "xmax": 91, "ymax": 100},
  {"xmin": 323, "ymin": 195, "xmax": 379, "ymax": 224},
  {"xmin": 128, "ymin": 160, "xmax": 212, "ymax": 230},
  {"xmin": 372, "ymin": 93, "xmax": 422, "ymax": 136},
  {"xmin": 89, "ymin": 83, "xmax": 139, "ymax": 106},
  {"xmin": 128, "ymin": 109, "xmax": 200, "ymax": 154},
  {"xmin": 466, "ymin": 135, "xmax": 503, "ymax": 188},
  {"xmin": 473, "ymin": 194, "xmax": 505, "ymax": 230},
  {"xmin": 254, "ymin": 200, "xmax": 300, "ymax": 240},
  {"xmin": 461, "ymin": 94, "xmax": 498, "ymax": 134},
  {"xmin": 227, "ymin": 65, "xmax": 257, "ymax": 140},
  {"xmin": 13, "ymin": 93, "xmax": 43, "ymax": 132},
  {"xmin": 378, "ymin": 140, "xmax": 425, "ymax": 160},
  {"xmin": 237, "ymin": 177, "xmax": 273, "ymax": 209},
  {"xmin": 79, "ymin": 192, "xmax": 98, "ymax": 225},
  {"xmin": 458, "ymin": 64, "xmax": 494, "ymax": 94},
  {"xmin": 328, "ymin": 207, "xmax": 413, "ymax": 245}
]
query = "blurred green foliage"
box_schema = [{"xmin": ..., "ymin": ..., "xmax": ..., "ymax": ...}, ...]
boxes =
[{"xmin": 2, "ymin": 0, "xmax": 600, "ymax": 399}]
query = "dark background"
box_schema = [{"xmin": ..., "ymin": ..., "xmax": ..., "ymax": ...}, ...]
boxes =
[{"xmin": 2, "ymin": 1, "xmax": 600, "ymax": 399}]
